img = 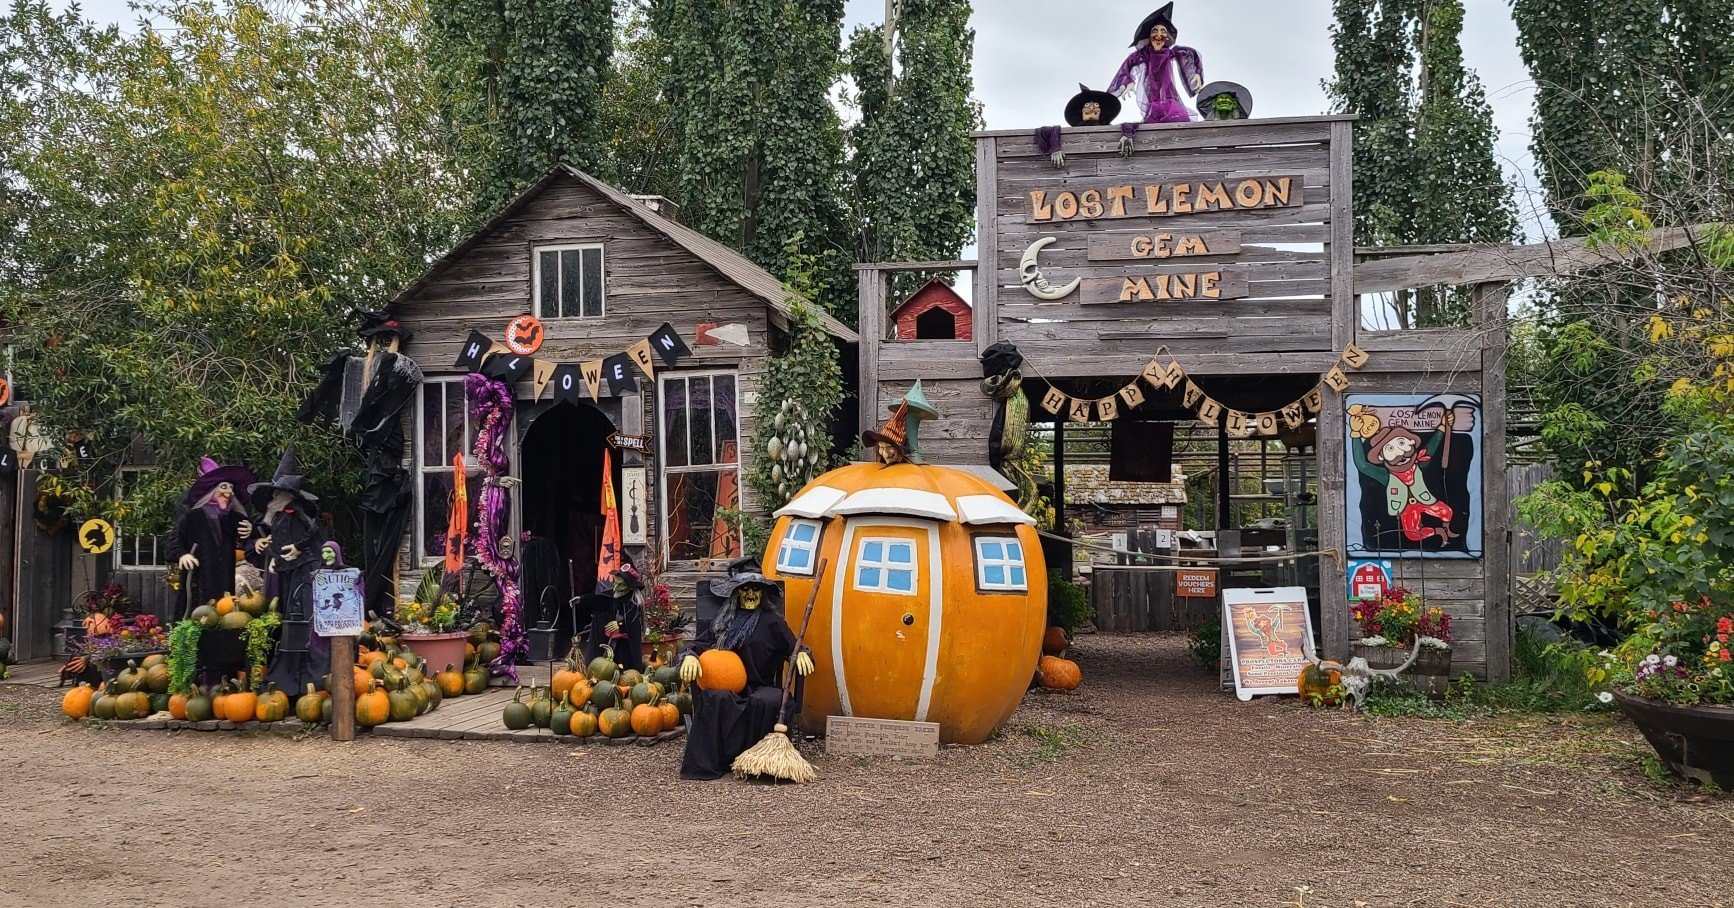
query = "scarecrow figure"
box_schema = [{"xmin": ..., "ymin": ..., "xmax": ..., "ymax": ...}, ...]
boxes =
[
  {"xmin": 251, "ymin": 448, "xmax": 331, "ymax": 693},
  {"xmin": 678, "ymin": 557, "xmax": 814, "ymax": 781},
  {"xmin": 1107, "ymin": 3, "xmax": 1204, "ymax": 124},
  {"xmin": 1352, "ymin": 412, "xmax": 1459, "ymax": 545},
  {"xmin": 164, "ymin": 457, "xmax": 257, "ymax": 611}
]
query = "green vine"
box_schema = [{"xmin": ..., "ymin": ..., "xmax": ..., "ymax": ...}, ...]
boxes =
[
  {"xmin": 244, "ymin": 611, "xmax": 281, "ymax": 692},
  {"xmin": 167, "ymin": 620, "xmax": 203, "ymax": 695},
  {"xmin": 747, "ymin": 245, "xmax": 846, "ymax": 514}
]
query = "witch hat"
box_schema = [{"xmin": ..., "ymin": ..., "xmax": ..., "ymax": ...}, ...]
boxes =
[
  {"xmin": 184, "ymin": 456, "xmax": 257, "ymax": 507},
  {"xmin": 248, "ymin": 445, "xmax": 320, "ymax": 512},
  {"xmin": 1130, "ymin": 3, "xmax": 1177, "ymax": 46},
  {"xmin": 1065, "ymin": 84, "xmax": 1123, "ymax": 127},
  {"xmin": 861, "ymin": 401, "xmax": 911, "ymax": 459}
]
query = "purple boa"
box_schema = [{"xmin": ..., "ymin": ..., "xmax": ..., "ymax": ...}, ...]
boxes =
[
  {"xmin": 1107, "ymin": 44, "xmax": 1203, "ymax": 124},
  {"xmin": 466, "ymin": 372, "xmax": 525, "ymax": 680}
]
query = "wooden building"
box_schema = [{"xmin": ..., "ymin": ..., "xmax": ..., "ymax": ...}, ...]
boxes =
[
  {"xmin": 891, "ymin": 278, "xmax": 973, "ymax": 341},
  {"xmin": 386, "ymin": 164, "xmax": 856, "ymax": 609}
]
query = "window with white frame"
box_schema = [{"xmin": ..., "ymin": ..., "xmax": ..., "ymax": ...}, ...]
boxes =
[
  {"xmin": 417, "ymin": 378, "xmax": 486, "ymax": 562},
  {"xmin": 775, "ymin": 519, "xmax": 822, "ymax": 575},
  {"xmin": 114, "ymin": 467, "xmax": 163, "ymax": 569},
  {"xmin": 660, "ymin": 372, "xmax": 741, "ymax": 562},
  {"xmin": 973, "ymin": 536, "xmax": 1028, "ymax": 591},
  {"xmin": 533, "ymin": 243, "xmax": 605, "ymax": 319},
  {"xmin": 853, "ymin": 537, "xmax": 916, "ymax": 595}
]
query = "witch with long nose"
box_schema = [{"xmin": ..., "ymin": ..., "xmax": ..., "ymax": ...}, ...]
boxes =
[{"xmin": 165, "ymin": 456, "xmax": 257, "ymax": 612}]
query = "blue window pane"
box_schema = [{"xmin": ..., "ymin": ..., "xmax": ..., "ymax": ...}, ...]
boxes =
[
  {"xmin": 887, "ymin": 570, "xmax": 913, "ymax": 592},
  {"xmin": 1009, "ymin": 566, "xmax": 1026, "ymax": 587},
  {"xmin": 792, "ymin": 523, "xmax": 817, "ymax": 542},
  {"xmin": 862, "ymin": 541, "xmax": 883, "ymax": 562},
  {"xmin": 979, "ymin": 540, "xmax": 1002, "ymax": 560},
  {"xmin": 788, "ymin": 548, "xmax": 811, "ymax": 570},
  {"xmin": 984, "ymin": 565, "xmax": 1006, "ymax": 586},
  {"xmin": 888, "ymin": 543, "xmax": 912, "ymax": 564},
  {"xmin": 1006, "ymin": 542, "xmax": 1022, "ymax": 560},
  {"xmin": 858, "ymin": 567, "xmax": 881, "ymax": 588}
]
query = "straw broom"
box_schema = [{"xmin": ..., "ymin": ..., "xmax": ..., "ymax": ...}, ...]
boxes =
[{"xmin": 732, "ymin": 557, "xmax": 827, "ymax": 783}]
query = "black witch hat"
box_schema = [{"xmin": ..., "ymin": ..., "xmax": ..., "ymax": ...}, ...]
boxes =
[
  {"xmin": 1064, "ymin": 84, "xmax": 1122, "ymax": 127},
  {"xmin": 355, "ymin": 307, "xmax": 412, "ymax": 344},
  {"xmin": 711, "ymin": 555, "xmax": 782, "ymax": 604},
  {"xmin": 248, "ymin": 446, "xmax": 320, "ymax": 513},
  {"xmin": 1130, "ymin": 3, "xmax": 1177, "ymax": 46}
]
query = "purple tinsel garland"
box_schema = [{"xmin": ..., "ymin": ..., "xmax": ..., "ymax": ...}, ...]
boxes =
[{"xmin": 466, "ymin": 372, "xmax": 525, "ymax": 681}]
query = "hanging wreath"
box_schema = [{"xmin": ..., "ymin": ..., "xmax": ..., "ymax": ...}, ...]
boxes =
[{"xmin": 465, "ymin": 373, "xmax": 525, "ymax": 681}]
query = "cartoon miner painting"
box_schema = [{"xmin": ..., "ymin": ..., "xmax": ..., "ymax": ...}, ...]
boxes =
[{"xmin": 1347, "ymin": 394, "xmax": 1484, "ymax": 558}]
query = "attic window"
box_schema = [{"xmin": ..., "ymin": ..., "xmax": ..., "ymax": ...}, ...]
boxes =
[{"xmin": 534, "ymin": 244, "xmax": 604, "ymax": 319}]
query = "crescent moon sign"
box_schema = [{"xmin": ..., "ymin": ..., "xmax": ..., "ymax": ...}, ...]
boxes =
[{"xmin": 1019, "ymin": 237, "xmax": 1080, "ymax": 301}]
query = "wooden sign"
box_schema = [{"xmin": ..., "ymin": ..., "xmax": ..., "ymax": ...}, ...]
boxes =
[
  {"xmin": 1081, "ymin": 270, "xmax": 1249, "ymax": 305},
  {"xmin": 1222, "ymin": 587, "xmax": 1315, "ymax": 701},
  {"xmin": 1175, "ymin": 568, "xmax": 1218, "ymax": 598},
  {"xmin": 1027, "ymin": 175, "xmax": 1301, "ymax": 224},
  {"xmin": 1087, "ymin": 229, "xmax": 1242, "ymax": 262},
  {"xmin": 77, "ymin": 518, "xmax": 115, "ymax": 555},
  {"xmin": 607, "ymin": 432, "xmax": 653, "ymax": 455},
  {"xmin": 825, "ymin": 716, "xmax": 940, "ymax": 759},
  {"xmin": 620, "ymin": 466, "xmax": 648, "ymax": 545}
]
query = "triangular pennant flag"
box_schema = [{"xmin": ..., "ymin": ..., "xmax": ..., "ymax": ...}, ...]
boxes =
[
  {"xmin": 1255, "ymin": 412, "xmax": 1280, "ymax": 436},
  {"xmin": 1096, "ymin": 396, "xmax": 1120, "ymax": 422},
  {"xmin": 649, "ymin": 322, "xmax": 691, "ymax": 366},
  {"xmin": 604, "ymin": 353, "xmax": 637, "ymax": 395},
  {"xmin": 1280, "ymin": 402, "xmax": 1307, "ymax": 429},
  {"xmin": 532, "ymin": 360, "xmax": 557, "ymax": 399},
  {"xmin": 581, "ymin": 360, "xmax": 604, "ymax": 401},
  {"xmin": 596, "ymin": 449, "xmax": 622, "ymax": 584},
  {"xmin": 626, "ymin": 339, "xmax": 657, "ymax": 380},
  {"xmin": 1197, "ymin": 397, "xmax": 1224, "ymax": 425},
  {"xmin": 1040, "ymin": 387, "xmax": 1068, "ymax": 415},
  {"xmin": 1067, "ymin": 397, "xmax": 1092, "ymax": 423},
  {"xmin": 481, "ymin": 351, "xmax": 532, "ymax": 385},
  {"xmin": 1323, "ymin": 365, "xmax": 1351, "ymax": 393},
  {"xmin": 454, "ymin": 330, "xmax": 492, "ymax": 371},
  {"xmin": 1118, "ymin": 382, "xmax": 1147, "ymax": 410},
  {"xmin": 1181, "ymin": 380, "xmax": 1204, "ymax": 409},
  {"xmin": 1302, "ymin": 387, "xmax": 1324, "ymax": 414},
  {"xmin": 552, "ymin": 364, "xmax": 584, "ymax": 405},
  {"xmin": 1223, "ymin": 408, "xmax": 1248, "ymax": 435},
  {"xmin": 1340, "ymin": 342, "xmax": 1370, "ymax": 370}
]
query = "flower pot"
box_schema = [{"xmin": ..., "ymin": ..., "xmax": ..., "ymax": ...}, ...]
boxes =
[
  {"xmin": 1613, "ymin": 690, "xmax": 1734, "ymax": 788},
  {"xmin": 198, "ymin": 628, "xmax": 246, "ymax": 668},
  {"xmin": 1352, "ymin": 642, "xmax": 1453, "ymax": 697},
  {"xmin": 401, "ymin": 632, "xmax": 469, "ymax": 672},
  {"xmin": 641, "ymin": 637, "xmax": 680, "ymax": 666}
]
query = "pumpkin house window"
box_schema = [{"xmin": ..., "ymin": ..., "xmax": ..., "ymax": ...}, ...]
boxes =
[
  {"xmin": 973, "ymin": 536, "xmax": 1027, "ymax": 592},
  {"xmin": 416, "ymin": 377, "xmax": 485, "ymax": 562},
  {"xmin": 660, "ymin": 372, "xmax": 741, "ymax": 562},
  {"xmin": 533, "ymin": 243, "xmax": 605, "ymax": 319},
  {"xmin": 854, "ymin": 538, "xmax": 917, "ymax": 595},
  {"xmin": 775, "ymin": 519, "xmax": 822, "ymax": 576},
  {"xmin": 114, "ymin": 467, "xmax": 163, "ymax": 569}
]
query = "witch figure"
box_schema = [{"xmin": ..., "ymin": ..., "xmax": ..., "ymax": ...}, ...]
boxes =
[
  {"xmin": 164, "ymin": 457, "xmax": 257, "ymax": 614},
  {"xmin": 590, "ymin": 561, "xmax": 646, "ymax": 673},
  {"xmin": 678, "ymin": 557, "xmax": 814, "ymax": 780},
  {"xmin": 1107, "ymin": 3, "xmax": 1204, "ymax": 124},
  {"xmin": 251, "ymin": 448, "xmax": 330, "ymax": 693}
]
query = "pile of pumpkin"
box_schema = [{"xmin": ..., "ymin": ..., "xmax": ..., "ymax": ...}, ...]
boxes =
[
  {"xmin": 58, "ymin": 657, "xmax": 315, "ymax": 725},
  {"xmin": 501, "ymin": 645, "xmax": 692, "ymax": 739},
  {"xmin": 345, "ymin": 644, "xmax": 484, "ymax": 728},
  {"xmin": 188, "ymin": 589, "xmax": 272, "ymax": 630},
  {"xmin": 60, "ymin": 655, "xmax": 174, "ymax": 721},
  {"xmin": 1035, "ymin": 625, "xmax": 1082, "ymax": 692}
]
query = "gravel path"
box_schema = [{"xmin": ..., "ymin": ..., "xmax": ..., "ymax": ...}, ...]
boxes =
[{"xmin": 1, "ymin": 634, "xmax": 1728, "ymax": 908}]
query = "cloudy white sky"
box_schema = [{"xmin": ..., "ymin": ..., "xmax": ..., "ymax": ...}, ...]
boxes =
[{"xmin": 65, "ymin": 0, "xmax": 1550, "ymax": 237}]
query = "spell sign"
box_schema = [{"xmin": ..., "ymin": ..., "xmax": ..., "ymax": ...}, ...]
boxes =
[{"xmin": 607, "ymin": 432, "xmax": 653, "ymax": 455}]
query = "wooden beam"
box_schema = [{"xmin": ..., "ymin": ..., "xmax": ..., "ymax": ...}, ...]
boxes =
[
  {"xmin": 857, "ymin": 267, "xmax": 886, "ymax": 441},
  {"xmin": 1330, "ymin": 119, "xmax": 1356, "ymax": 351},
  {"xmin": 1476, "ymin": 281, "xmax": 1514, "ymax": 683},
  {"xmin": 1353, "ymin": 226, "xmax": 1707, "ymax": 294},
  {"xmin": 852, "ymin": 260, "xmax": 978, "ymax": 273}
]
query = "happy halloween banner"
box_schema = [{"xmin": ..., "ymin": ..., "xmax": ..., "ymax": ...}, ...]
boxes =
[
  {"xmin": 1034, "ymin": 343, "xmax": 1370, "ymax": 437},
  {"xmin": 452, "ymin": 318, "xmax": 695, "ymax": 403}
]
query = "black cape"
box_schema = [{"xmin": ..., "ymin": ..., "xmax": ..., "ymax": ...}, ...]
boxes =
[
  {"xmin": 679, "ymin": 609, "xmax": 798, "ymax": 781},
  {"xmin": 164, "ymin": 505, "xmax": 245, "ymax": 609},
  {"xmin": 261, "ymin": 507, "xmax": 330, "ymax": 693}
]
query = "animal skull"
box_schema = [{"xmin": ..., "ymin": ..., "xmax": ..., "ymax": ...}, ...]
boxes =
[{"xmin": 1300, "ymin": 634, "xmax": 1423, "ymax": 710}]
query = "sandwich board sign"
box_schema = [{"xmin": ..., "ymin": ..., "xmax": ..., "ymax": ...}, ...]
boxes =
[{"xmin": 1222, "ymin": 587, "xmax": 1314, "ymax": 701}]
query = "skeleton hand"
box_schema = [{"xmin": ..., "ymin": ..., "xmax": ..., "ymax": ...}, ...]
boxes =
[
  {"xmin": 237, "ymin": 520, "xmax": 252, "ymax": 540},
  {"xmin": 280, "ymin": 543, "xmax": 300, "ymax": 562},
  {"xmin": 680, "ymin": 655, "xmax": 701, "ymax": 683},
  {"xmin": 1049, "ymin": 150, "xmax": 1066, "ymax": 169},
  {"xmin": 254, "ymin": 536, "xmax": 271, "ymax": 554},
  {"xmin": 177, "ymin": 553, "xmax": 199, "ymax": 571},
  {"xmin": 794, "ymin": 651, "xmax": 815, "ymax": 677},
  {"xmin": 1119, "ymin": 135, "xmax": 1134, "ymax": 157}
]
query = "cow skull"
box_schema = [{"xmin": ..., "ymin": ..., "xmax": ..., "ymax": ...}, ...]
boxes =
[{"xmin": 1301, "ymin": 634, "xmax": 1423, "ymax": 710}]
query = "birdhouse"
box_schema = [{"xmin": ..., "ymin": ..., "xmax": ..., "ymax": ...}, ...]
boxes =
[
  {"xmin": 890, "ymin": 278, "xmax": 972, "ymax": 341},
  {"xmin": 764, "ymin": 393, "xmax": 1045, "ymax": 744}
]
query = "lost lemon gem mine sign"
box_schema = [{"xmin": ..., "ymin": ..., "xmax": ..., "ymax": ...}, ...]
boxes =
[{"xmin": 1027, "ymin": 176, "xmax": 1300, "ymax": 224}]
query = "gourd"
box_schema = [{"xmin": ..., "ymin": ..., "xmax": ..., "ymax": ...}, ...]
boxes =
[
  {"xmin": 550, "ymin": 691, "xmax": 576, "ymax": 735},
  {"xmin": 211, "ymin": 682, "xmax": 231, "ymax": 719},
  {"xmin": 463, "ymin": 662, "xmax": 489, "ymax": 695},
  {"xmin": 150, "ymin": 693, "xmax": 170, "ymax": 714},
  {"xmin": 551, "ymin": 649, "xmax": 586, "ymax": 701},
  {"xmin": 61, "ymin": 683, "xmax": 95, "ymax": 719},
  {"xmin": 405, "ymin": 683, "xmax": 429, "ymax": 715},
  {"xmin": 113, "ymin": 660, "xmax": 143, "ymax": 693},
  {"xmin": 387, "ymin": 688, "xmax": 419, "ymax": 722},
  {"xmin": 650, "ymin": 665, "xmax": 682, "ymax": 690},
  {"xmin": 255, "ymin": 685, "xmax": 289, "ymax": 722},
  {"xmin": 587, "ymin": 645, "xmax": 618, "ymax": 683},
  {"xmin": 435, "ymin": 664, "xmax": 466, "ymax": 698},
  {"xmin": 598, "ymin": 706, "xmax": 633, "ymax": 738},
  {"xmin": 501, "ymin": 687, "xmax": 532, "ymax": 730},
  {"xmin": 529, "ymin": 687, "xmax": 554, "ymax": 728},
  {"xmin": 358, "ymin": 649, "xmax": 386, "ymax": 669},
  {"xmin": 418, "ymin": 679, "xmax": 443, "ymax": 711},
  {"xmin": 355, "ymin": 681, "xmax": 390, "ymax": 727},
  {"xmin": 568, "ymin": 677, "xmax": 594, "ymax": 709},
  {"xmin": 352, "ymin": 665, "xmax": 373, "ymax": 694},
  {"xmin": 1298, "ymin": 662, "xmax": 1343, "ymax": 707},
  {"xmin": 224, "ymin": 685, "xmax": 259, "ymax": 723},
  {"xmin": 185, "ymin": 688, "xmax": 215, "ymax": 722},
  {"xmin": 1042, "ymin": 626, "xmax": 1070, "ymax": 655},
  {"xmin": 696, "ymin": 650, "xmax": 748, "ymax": 693},
  {"xmin": 629, "ymin": 681, "xmax": 662, "ymax": 707},
  {"xmin": 140, "ymin": 653, "xmax": 168, "ymax": 669},
  {"xmin": 569, "ymin": 706, "xmax": 599, "ymax": 738},
  {"xmin": 219, "ymin": 609, "xmax": 251, "ymax": 631},
  {"xmin": 656, "ymin": 701, "xmax": 681, "ymax": 733},
  {"xmin": 1036, "ymin": 655, "xmax": 1081, "ymax": 691},
  {"xmin": 630, "ymin": 703, "xmax": 663, "ymax": 736},
  {"xmin": 476, "ymin": 640, "xmax": 501, "ymax": 664},
  {"xmin": 91, "ymin": 689, "xmax": 117, "ymax": 720},
  {"xmin": 296, "ymin": 684, "xmax": 327, "ymax": 724},
  {"xmin": 190, "ymin": 604, "xmax": 219, "ymax": 627}
]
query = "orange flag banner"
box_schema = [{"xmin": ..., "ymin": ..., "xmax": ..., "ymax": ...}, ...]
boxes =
[
  {"xmin": 445, "ymin": 453, "xmax": 468, "ymax": 576},
  {"xmin": 596, "ymin": 449, "xmax": 622, "ymax": 586}
]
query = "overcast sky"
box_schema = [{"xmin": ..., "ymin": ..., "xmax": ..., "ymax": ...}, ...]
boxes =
[{"xmin": 64, "ymin": 0, "xmax": 1549, "ymax": 237}]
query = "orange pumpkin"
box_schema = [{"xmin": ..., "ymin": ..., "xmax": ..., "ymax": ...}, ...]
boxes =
[
  {"xmin": 61, "ymin": 683, "xmax": 96, "ymax": 719},
  {"xmin": 224, "ymin": 688, "xmax": 259, "ymax": 723},
  {"xmin": 214, "ymin": 594, "xmax": 236, "ymax": 616},
  {"xmin": 597, "ymin": 706, "xmax": 633, "ymax": 738},
  {"xmin": 551, "ymin": 651, "xmax": 586, "ymax": 701},
  {"xmin": 630, "ymin": 703, "xmax": 663, "ymax": 737},
  {"xmin": 765, "ymin": 460, "xmax": 1048, "ymax": 744},
  {"xmin": 435, "ymin": 664, "xmax": 466, "ymax": 698},
  {"xmin": 358, "ymin": 649, "xmax": 386, "ymax": 669},
  {"xmin": 656, "ymin": 701, "xmax": 681, "ymax": 732},
  {"xmin": 356, "ymin": 681, "xmax": 390, "ymax": 727},
  {"xmin": 352, "ymin": 665, "xmax": 373, "ymax": 693},
  {"xmin": 1298, "ymin": 662, "xmax": 1344, "ymax": 706},
  {"xmin": 167, "ymin": 691, "xmax": 189, "ymax": 720},
  {"xmin": 568, "ymin": 678, "xmax": 594, "ymax": 708},
  {"xmin": 211, "ymin": 684, "xmax": 231, "ymax": 718},
  {"xmin": 696, "ymin": 649, "xmax": 748, "ymax": 693},
  {"xmin": 1042, "ymin": 626, "xmax": 1070, "ymax": 655},
  {"xmin": 1036, "ymin": 655, "xmax": 1081, "ymax": 691}
]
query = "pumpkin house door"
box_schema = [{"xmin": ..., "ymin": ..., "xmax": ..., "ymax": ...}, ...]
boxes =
[{"xmin": 832, "ymin": 519, "xmax": 942, "ymax": 722}]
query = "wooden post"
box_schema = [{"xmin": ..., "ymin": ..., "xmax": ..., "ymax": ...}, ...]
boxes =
[
  {"xmin": 1052, "ymin": 418, "xmax": 1067, "ymax": 532},
  {"xmin": 857, "ymin": 267, "xmax": 885, "ymax": 439},
  {"xmin": 1215, "ymin": 424, "xmax": 1230, "ymax": 531},
  {"xmin": 1476, "ymin": 280, "xmax": 1514, "ymax": 683},
  {"xmin": 330, "ymin": 634, "xmax": 356, "ymax": 742}
]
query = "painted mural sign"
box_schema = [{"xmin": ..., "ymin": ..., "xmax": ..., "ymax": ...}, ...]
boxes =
[
  {"xmin": 1222, "ymin": 587, "xmax": 1314, "ymax": 701},
  {"xmin": 1345, "ymin": 394, "xmax": 1483, "ymax": 559}
]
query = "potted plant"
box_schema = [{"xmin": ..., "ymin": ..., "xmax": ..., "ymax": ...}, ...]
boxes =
[
  {"xmin": 1349, "ymin": 587, "xmax": 1452, "ymax": 694},
  {"xmin": 73, "ymin": 612, "xmax": 170, "ymax": 678},
  {"xmin": 640, "ymin": 580, "xmax": 688, "ymax": 666},
  {"xmin": 394, "ymin": 569, "xmax": 466, "ymax": 670},
  {"xmin": 1609, "ymin": 596, "xmax": 1734, "ymax": 787}
]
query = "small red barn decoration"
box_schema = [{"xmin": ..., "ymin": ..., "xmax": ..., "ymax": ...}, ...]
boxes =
[{"xmin": 891, "ymin": 278, "xmax": 973, "ymax": 341}]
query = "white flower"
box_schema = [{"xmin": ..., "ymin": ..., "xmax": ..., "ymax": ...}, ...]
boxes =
[
  {"xmin": 1646, "ymin": 654, "xmax": 1662, "ymax": 665},
  {"xmin": 1417, "ymin": 635, "xmax": 1451, "ymax": 650},
  {"xmin": 1597, "ymin": 691, "xmax": 1614, "ymax": 704},
  {"xmin": 1664, "ymin": 655, "xmax": 1678, "ymax": 667}
]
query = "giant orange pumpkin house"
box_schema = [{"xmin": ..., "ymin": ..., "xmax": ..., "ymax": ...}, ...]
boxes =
[{"xmin": 764, "ymin": 383, "xmax": 1047, "ymax": 745}]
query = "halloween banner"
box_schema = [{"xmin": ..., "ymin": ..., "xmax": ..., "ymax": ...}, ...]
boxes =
[
  {"xmin": 1034, "ymin": 344, "xmax": 1369, "ymax": 436},
  {"xmin": 456, "ymin": 321, "xmax": 695, "ymax": 401},
  {"xmin": 1345, "ymin": 393, "xmax": 1483, "ymax": 559}
]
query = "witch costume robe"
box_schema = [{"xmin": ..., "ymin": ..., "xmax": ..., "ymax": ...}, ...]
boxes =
[
  {"xmin": 164, "ymin": 503, "xmax": 247, "ymax": 607},
  {"xmin": 1107, "ymin": 43, "xmax": 1202, "ymax": 124},
  {"xmin": 678, "ymin": 608, "xmax": 799, "ymax": 781},
  {"xmin": 261, "ymin": 503, "xmax": 330, "ymax": 693}
]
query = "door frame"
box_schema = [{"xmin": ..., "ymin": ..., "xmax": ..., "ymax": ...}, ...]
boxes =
[{"xmin": 831, "ymin": 516, "xmax": 945, "ymax": 721}]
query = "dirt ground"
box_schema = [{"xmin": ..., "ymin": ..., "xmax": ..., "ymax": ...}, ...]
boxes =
[{"xmin": 1, "ymin": 634, "xmax": 1728, "ymax": 908}]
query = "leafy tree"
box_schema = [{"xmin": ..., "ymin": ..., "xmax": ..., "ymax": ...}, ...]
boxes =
[
  {"xmin": 848, "ymin": 0, "xmax": 980, "ymax": 298},
  {"xmin": 428, "ymin": 0, "xmax": 612, "ymax": 214},
  {"xmin": 596, "ymin": 0, "xmax": 678, "ymax": 200},
  {"xmin": 1326, "ymin": 0, "xmax": 1517, "ymax": 326},
  {"xmin": 0, "ymin": 0, "xmax": 468, "ymax": 529}
]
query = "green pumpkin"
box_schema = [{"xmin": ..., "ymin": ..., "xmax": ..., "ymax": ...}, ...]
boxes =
[
  {"xmin": 143, "ymin": 662, "xmax": 172, "ymax": 694},
  {"xmin": 664, "ymin": 690, "xmax": 693, "ymax": 716},
  {"xmin": 629, "ymin": 682, "xmax": 659, "ymax": 707},
  {"xmin": 149, "ymin": 692, "xmax": 170, "ymax": 714},
  {"xmin": 476, "ymin": 640, "xmax": 501, "ymax": 664},
  {"xmin": 549, "ymin": 692, "xmax": 575, "ymax": 736},
  {"xmin": 618, "ymin": 669, "xmax": 645, "ymax": 688},
  {"xmin": 569, "ymin": 706, "xmax": 599, "ymax": 737},
  {"xmin": 463, "ymin": 664, "xmax": 489, "ymax": 695},
  {"xmin": 387, "ymin": 689, "xmax": 419, "ymax": 722},
  {"xmin": 113, "ymin": 661, "xmax": 143, "ymax": 693},
  {"xmin": 587, "ymin": 681, "xmax": 618, "ymax": 711},
  {"xmin": 321, "ymin": 697, "xmax": 333, "ymax": 723},
  {"xmin": 296, "ymin": 685, "xmax": 325, "ymax": 724},
  {"xmin": 185, "ymin": 693, "xmax": 215, "ymax": 722},
  {"xmin": 586, "ymin": 645, "xmax": 617, "ymax": 683},
  {"xmin": 190, "ymin": 604, "xmax": 219, "ymax": 628},
  {"xmin": 382, "ymin": 666, "xmax": 408, "ymax": 692},
  {"xmin": 467, "ymin": 624, "xmax": 490, "ymax": 646},
  {"xmin": 219, "ymin": 609, "xmax": 251, "ymax": 631},
  {"xmin": 502, "ymin": 687, "xmax": 533, "ymax": 730},
  {"xmin": 650, "ymin": 666, "xmax": 682, "ymax": 690},
  {"xmin": 92, "ymin": 693, "xmax": 117, "ymax": 720},
  {"xmin": 419, "ymin": 679, "xmax": 443, "ymax": 710},
  {"xmin": 529, "ymin": 688, "xmax": 554, "ymax": 728},
  {"xmin": 113, "ymin": 691, "xmax": 151, "ymax": 720}
]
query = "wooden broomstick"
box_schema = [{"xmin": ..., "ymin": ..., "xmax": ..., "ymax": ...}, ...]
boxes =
[{"xmin": 732, "ymin": 557, "xmax": 828, "ymax": 784}]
